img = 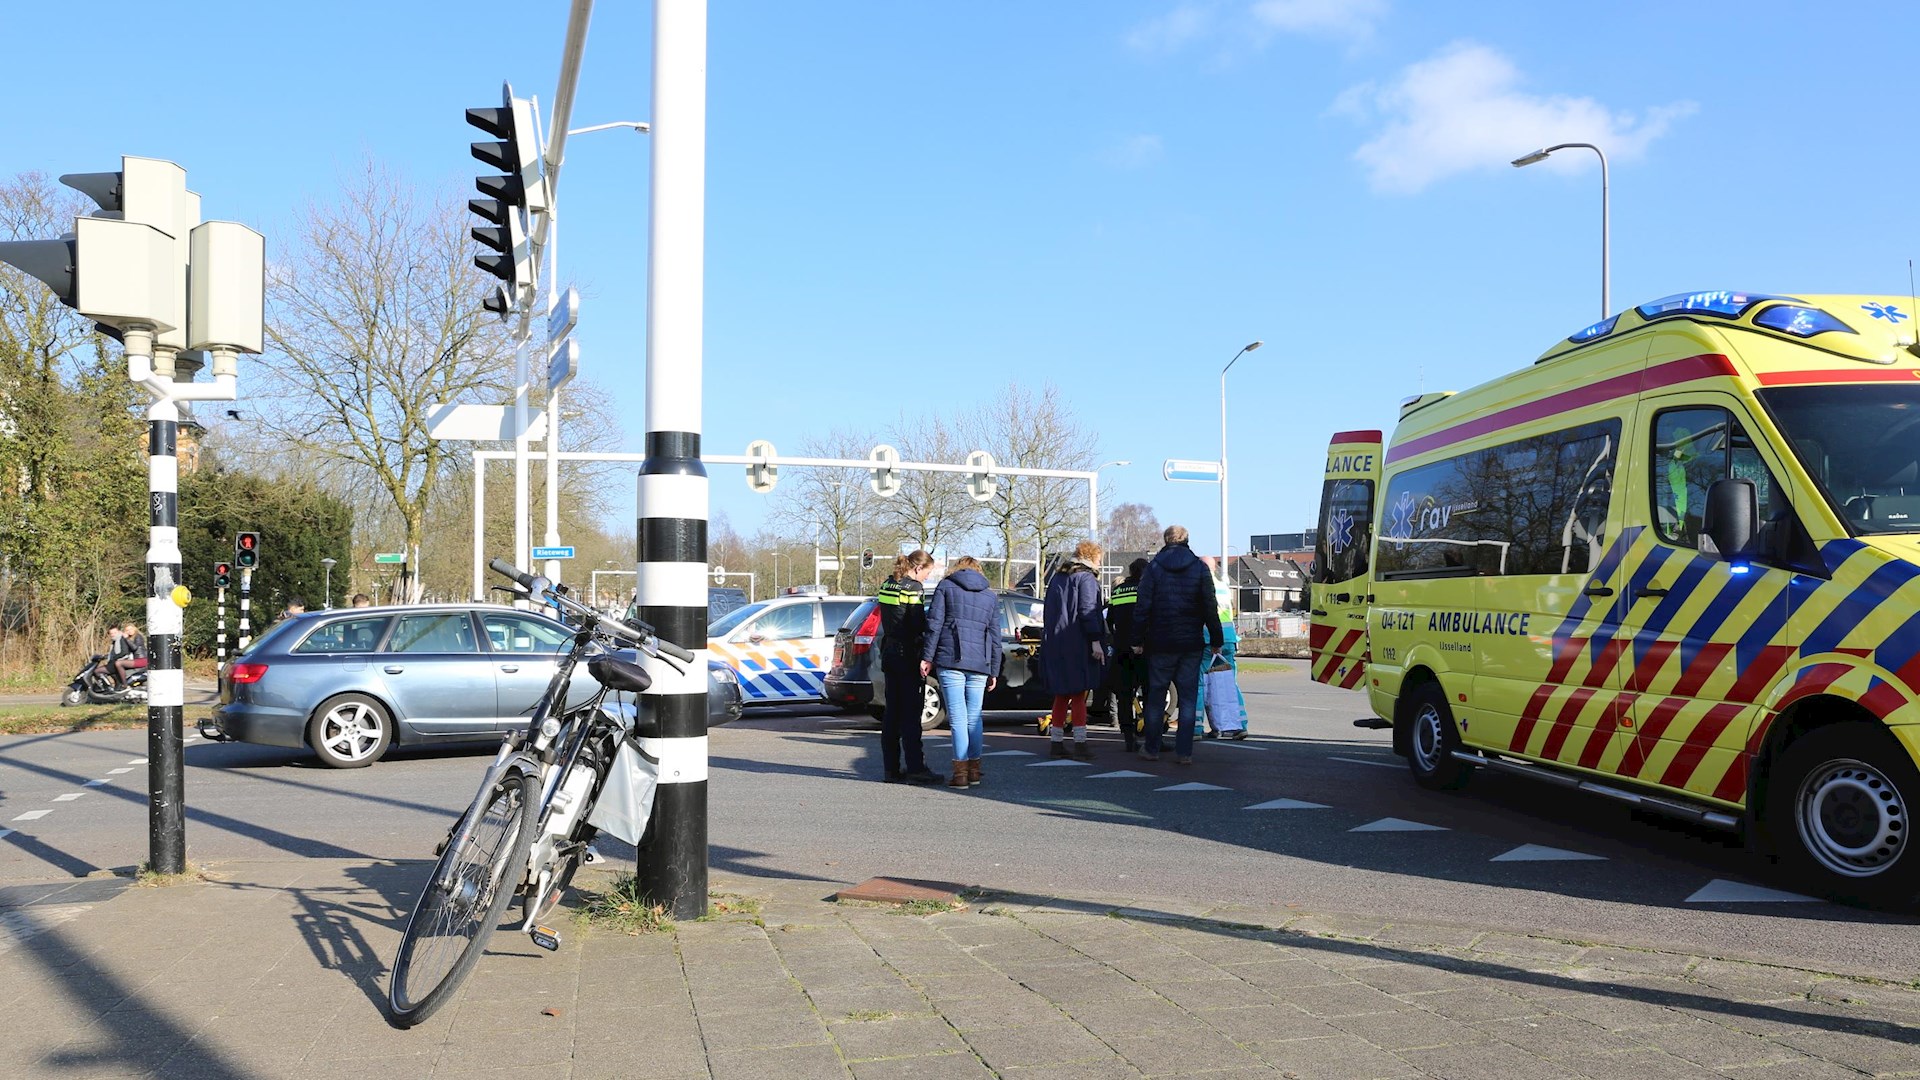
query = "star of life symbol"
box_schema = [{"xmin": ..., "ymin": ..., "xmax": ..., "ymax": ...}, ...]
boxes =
[
  {"xmin": 1862, "ymin": 301, "xmax": 1908, "ymax": 323},
  {"xmin": 1387, "ymin": 491, "xmax": 1417, "ymax": 547},
  {"xmin": 1329, "ymin": 506, "xmax": 1355, "ymax": 554}
]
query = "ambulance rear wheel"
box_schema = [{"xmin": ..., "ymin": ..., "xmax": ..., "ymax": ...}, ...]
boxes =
[
  {"xmin": 1768, "ymin": 723, "xmax": 1920, "ymax": 907},
  {"xmin": 1404, "ymin": 682, "xmax": 1470, "ymax": 791}
]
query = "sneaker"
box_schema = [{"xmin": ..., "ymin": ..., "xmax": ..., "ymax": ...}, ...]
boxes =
[
  {"xmin": 1229, "ymin": 730, "xmax": 1247, "ymax": 741},
  {"xmin": 1176, "ymin": 755, "xmax": 1193, "ymax": 765},
  {"xmin": 1202, "ymin": 730, "xmax": 1219, "ymax": 740},
  {"xmin": 1071, "ymin": 742, "xmax": 1092, "ymax": 760},
  {"xmin": 906, "ymin": 768, "xmax": 943, "ymax": 784},
  {"xmin": 1049, "ymin": 741, "xmax": 1069, "ymax": 758}
]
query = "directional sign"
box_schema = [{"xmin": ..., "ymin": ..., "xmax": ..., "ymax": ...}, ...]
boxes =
[
  {"xmin": 426, "ymin": 403, "xmax": 547, "ymax": 441},
  {"xmin": 373, "ymin": 552, "xmax": 406, "ymax": 564},
  {"xmin": 546, "ymin": 338, "xmax": 578, "ymax": 393},
  {"xmin": 1163, "ymin": 458, "xmax": 1223, "ymax": 482},
  {"xmin": 547, "ymin": 287, "xmax": 579, "ymax": 344},
  {"xmin": 532, "ymin": 546, "xmax": 575, "ymax": 560}
]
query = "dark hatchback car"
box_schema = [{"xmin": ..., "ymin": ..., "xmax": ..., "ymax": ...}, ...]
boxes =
[
  {"xmin": 204, "ymin": 604, "xmax": 742, "ymax": 767},
  {"xmin": 823, "ymin": 589, "xmax": 1050, "ymax": 729}
]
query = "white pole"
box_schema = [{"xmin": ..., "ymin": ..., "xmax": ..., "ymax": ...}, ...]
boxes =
[{"xmin": 472, "ymin": 456, "xmax": 486, "ymax": 601}]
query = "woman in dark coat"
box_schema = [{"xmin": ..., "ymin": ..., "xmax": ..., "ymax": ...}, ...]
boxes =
[
  {"xmin": 920, "ymin": 556, "xmax": 1003, "ymax": 787},
  {"xmin": 1041, "ymin": 540, "xmax": 1107, "ymax": 759}
]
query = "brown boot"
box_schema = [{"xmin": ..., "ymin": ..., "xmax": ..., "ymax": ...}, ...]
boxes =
[
  {"xmin": 948, "ymin": 763, "xmax": 969, "ymax": 788},
  {"xmin": 967, "ymin": 759, "xmax": 983, "ymax": 786}
]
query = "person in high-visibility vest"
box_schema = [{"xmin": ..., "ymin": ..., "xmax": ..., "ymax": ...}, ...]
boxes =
[
  {"xmin": 1199, "ymin": 558, "xmax": 1248, "ymax": 740},
  {"xmin": 1098, "ymin": 558, "xmax": 1149, "ymax": 752},
  {"xmin": 878, "ymin": 551, "xmax": 941, "ymax": 783}
]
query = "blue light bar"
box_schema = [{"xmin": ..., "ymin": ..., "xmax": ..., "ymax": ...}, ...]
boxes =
[
  {"xmin": 1752, "ymin": 303, "xmax": 1856, "ymax": 338},
  {"xmin": 1636, "ymin": 291, "xmax": 1798, "ymax": 321},
  {"xmin": 1567, "ymin": 314, "xmax": 1621, "ymax": 344}
]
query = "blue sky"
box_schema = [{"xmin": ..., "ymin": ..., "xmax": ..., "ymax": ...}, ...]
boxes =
[{"xmin": 10, "ymin": 1, "xmax": 1920, "ymax": 557}]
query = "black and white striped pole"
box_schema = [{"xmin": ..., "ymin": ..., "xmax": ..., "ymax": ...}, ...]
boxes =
[{"xmin": 633, "ymin": 0, "xmax": 710, "ymax": 920}]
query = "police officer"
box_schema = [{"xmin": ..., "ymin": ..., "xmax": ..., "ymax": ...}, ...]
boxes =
[
  {"xmin": 878, "ymin": 551, "xmax": 942, "ymax": 783},
  {"xmin": 1099, "ymin": 558, "xmax": 1149, "ymax": 753}
]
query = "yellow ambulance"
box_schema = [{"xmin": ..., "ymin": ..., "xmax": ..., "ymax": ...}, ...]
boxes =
[{"xmin": 1311, "ymin": 291, "xmax": 1920, "ymax": 904}]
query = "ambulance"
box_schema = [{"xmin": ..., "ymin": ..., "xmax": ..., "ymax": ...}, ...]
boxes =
[{"xmin": 1311, "ymin": 291, "xmax": 1920, "ymax": 904}]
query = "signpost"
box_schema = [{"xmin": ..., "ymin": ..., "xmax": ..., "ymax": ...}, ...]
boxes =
[{"xmin": 1163, "ymin": 458, "xmax": 1223, "ymax": 483}]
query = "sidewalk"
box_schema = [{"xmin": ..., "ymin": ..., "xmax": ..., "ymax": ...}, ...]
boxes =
[{"xmin": 2, "ymin": 860, "xmax": 1918, "ymax": 1079}]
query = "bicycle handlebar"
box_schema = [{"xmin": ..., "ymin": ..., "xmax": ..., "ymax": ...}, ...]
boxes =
[{"xmin": 488, "ymin": 558, "xmax": 696, "ymax": 664}]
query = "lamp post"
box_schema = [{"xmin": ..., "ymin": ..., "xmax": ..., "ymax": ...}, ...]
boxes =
[
  {"xmin": 321, "ymin": 558, "xmax": 336, "ymax": 610},
  {"xmin": 1220, "ymin": 340, "xmax": 1263, "ymax": 589},
  {"xmin": 1511, "ymin": 142, "xmax": 1610, "ymax": 319},
  {"xmin": 1089, "ymin": 459, "xmax": 1130, "ymax": 542},
  {"xmin": 770, "ymin": 550, "xmax": 788, "ymax": 594}
]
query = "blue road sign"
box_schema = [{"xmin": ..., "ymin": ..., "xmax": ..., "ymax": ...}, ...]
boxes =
[{"xmin": 532, "ymin": 546, "xmax": 575, "ymax": 560}]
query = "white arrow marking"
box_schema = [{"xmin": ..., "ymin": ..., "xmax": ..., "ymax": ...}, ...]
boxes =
[
  {"xmin": 1156, "ymin": 782, "xmax": 1231, "ymax": 792},
  {"xmin": 1684, "ymin": 879, "xmax": 1820, "ymax": 904},
  {"xmin": 11, "ymin": 811, "xmax": 51, "ymax": 822},
  {"xmin": 1027, "ymin": 759, "xmax": 1092, "ymax": 767},
  {"xmin": 1243, "ymin": 798, "xmax": 1330, "ymax": 810},
  {"xmin": 1491, "ymin": 844, "xmax": 1605, "ymax": 862},
  {"xmin": 1350, "ymin": 817, "xmax": 1448, "ymax": 832},
  {"xmin": 1086, "ymin": 770, "xmax": 1154, "ymax": 779},
  {"xmin": 982, "ymin": 749, "xmax": 1035, "ymax": 757},
  {"xmin": 52, "ymin": 794, "xmax": 82, "ymax": 803}
]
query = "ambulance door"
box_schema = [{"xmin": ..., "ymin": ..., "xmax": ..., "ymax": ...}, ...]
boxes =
[
  {"xmin": 1310, "ymin": 431, "xmax": 1380, "ymax": 688},
  {"xmin": 1614, "ymin": 395, "xmax": 1800, "ymax": 804},
  {"xmin": 1474, "ymin": 418, "xmax": 1635, "ymax": 761}
]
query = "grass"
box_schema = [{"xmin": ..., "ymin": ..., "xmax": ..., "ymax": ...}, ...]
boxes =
[
  {"xmin": 844, "ymin": 1010, "xmax": 897, "ymax": 1021},
  {"xmin": 0, "ymin": 704, "xmax": 150, "ymax": 736},
  {"xmin": 1233, "ymin": 659, "xmax": 1295, "ymax": 675},
  {"xmin": 134, "ymin": 862, "xmax": 207, "ymax": 887},
  {"xmin": 574, "ymin": 873, "xmax": 675, "ymax": 936},
  {"xmin": 698, "ymin": 891, "xmax": 763, "ymax": 921},
  {"xmin": 891, "ymin": 897, "xmax": 966, "ymax": 916}
]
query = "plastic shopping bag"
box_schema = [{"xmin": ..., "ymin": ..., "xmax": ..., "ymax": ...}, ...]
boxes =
[
  {"xmin": 585, "ymin": 736, "xmax": 660, "ymax": 847},
  {"xmin": 1204, "ymin": 663, "xmax": 1246, "ymax": 734}
]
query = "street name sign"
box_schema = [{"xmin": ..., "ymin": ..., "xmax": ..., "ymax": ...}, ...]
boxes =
[
  {"xmin": 1163, "ymin": 458, "xmax": 1222, "ymax": 482},
  {"xmin": 533, "ymin": 546, "xmax": 575, "ymax": 560},
  {"xmin": 373, "ymin": 552, "xmax": 406, "ymax": 564}
]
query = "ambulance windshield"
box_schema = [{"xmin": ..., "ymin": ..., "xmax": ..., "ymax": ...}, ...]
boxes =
[{"xmin": 1759, "ymin": 384, "xmax": 1920, "ymax": 535}]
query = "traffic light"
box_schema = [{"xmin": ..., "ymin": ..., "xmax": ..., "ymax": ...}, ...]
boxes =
[
  {"xmin": 861, "ymin": 549, "xmax": 875, "ymax": 570},
  {"xmin": 214, "ymin": 562, "xmax": 232, "ymax": 589},
  {"xmin": 60, "ymin": 157, "xmax": 197, "ymax": 354},
  {"xmin": 868, "ymin": 444, "xmax": 901, "ymax": 498},
  {"xmin": 966, "ymin": 450, "xmax": 999, "ymax": 504},
  {"xmin": 234, "ymin": 532, "xmax": 260, "ymax": 569},
  {"xmin": 745, "ymin": 439, "xmax": 779, "ymax": 493},
  {"xmin": 467, "ymin": 83, "xmax": 545, "ymax": 315}
]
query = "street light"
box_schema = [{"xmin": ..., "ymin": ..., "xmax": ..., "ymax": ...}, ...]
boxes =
[
  {"xmin": 1220, "ymin": 340, "xmax": 1263, "ymax": 591},
  {"xmin": 1089, "ymin": 459, "xmax": 1130, "ymax": 541},
  {"xmin": 320, "ymin": 557, "xmax": 337, "ymax": 610},
  {"xmin": 1511, "ymin": 142, "xmax": 1610, "ymax": 319},
  {"xmin": 770, "ymin": 550, "xmax": 788, "ymax": 593}
]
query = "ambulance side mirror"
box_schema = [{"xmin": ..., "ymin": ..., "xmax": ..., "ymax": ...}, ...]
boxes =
[{"xmin": 1703, "ymin": 478, "xmax": 1756, "ymax": 558}]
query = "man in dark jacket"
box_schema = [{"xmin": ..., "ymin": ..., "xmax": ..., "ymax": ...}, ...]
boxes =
[
  {"xmin": 878, "ymin": 552, "xmax": 941, "ymax": 783},
  {"xmin": 1133, "ymin": 526, "xmax": 1223, "ymax": 764}
]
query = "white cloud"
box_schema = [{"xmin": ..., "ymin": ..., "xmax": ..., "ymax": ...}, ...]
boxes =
[
  {"xmin": 1251, "ymin": 0, "xmax": 1388, "ymax": 42},
  {"xmin": 1101, "ymin": 134, "xmax": 1165, "ymax": 170},
  {"xmin": 1125, "ymin": 3, "xmax": 1213, "ymax": 54},
  {"xmin": 1339, "ymin": 41, "xmax": 1697, "ymax": 195}
]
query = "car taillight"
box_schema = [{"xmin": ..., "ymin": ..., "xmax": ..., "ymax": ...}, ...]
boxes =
[
  {"xmin": 230, "ymin": 663, "xmax": 269, "ymax": 685},
  {"xmin": 852, "ymin": 609, "xmax": 882, "ymax": 655}
]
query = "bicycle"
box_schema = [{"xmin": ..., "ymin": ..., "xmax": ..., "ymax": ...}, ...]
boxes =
[{"xmin": 387, "ymin": 558, "xmax": 696, "ymax": 1027}]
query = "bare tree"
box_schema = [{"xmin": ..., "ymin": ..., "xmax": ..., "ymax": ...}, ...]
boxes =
[
  {"xmin": 882, "ymin": 412, "xmax": 982, "ymax": 554},
  {"xmin": 972, "ymin": 384, "xmax": 1099, "ymax": 587},
  {"xmin": 1101, "ymin": 501, "xmax": 1162, "ymax": 556},
  {"xmin": 242, "ymin": 161, "xmax": 514, "ymax": 602},
  {"xmin": 768, "ymin": 429, "xmax": 879, "ymax": 593}
]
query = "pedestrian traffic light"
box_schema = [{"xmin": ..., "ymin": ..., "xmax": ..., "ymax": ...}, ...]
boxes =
[
  {"xmin": 214, "ymin": 562, "xmax": 231, "ymax": 589},
  {"xmin": 59, "ymin": 157, "xmax": 197, "ymax": 354},
  {"xmin": 745, "ymin": 439, "xmax": 779, "ymax": 493},
  {"xmin": 234, "ymin": 532, "xmax": 260, "ymax": 569},
  {"xmin": 868, "ymin": 443, "xmax": 901, "ymax": 498},
  {"xmin": 466, "ymin": 83, "xmax": 544, "ymax": 313},
  {"xmin": 861, "ymin": 549, "xmax": 875, "ymax": 570},
  {"xmin": 966, "ymin": 450, "xmax": 999, "ymax": 504}
]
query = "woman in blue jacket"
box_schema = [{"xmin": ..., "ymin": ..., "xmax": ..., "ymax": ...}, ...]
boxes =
[{"xmin": 920, "ymin": 556, "xmax": 1003, "ymax": 788}]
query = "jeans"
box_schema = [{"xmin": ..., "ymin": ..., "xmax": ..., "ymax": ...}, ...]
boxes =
[
  {"xmin": 1144, "ymin": 650, "xmax": 1203, "ymax": 757},
  {"xmin": 935, "ymin": 668, "xmax": 988, "ymax": 762},
  {"xmin": 880, "ymin": 658, "xmax": 929, "ymax": 775}
]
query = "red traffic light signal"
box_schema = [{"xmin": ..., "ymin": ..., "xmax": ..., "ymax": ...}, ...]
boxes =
[
  {"xmin": 234, "ymin": 531, "xmax": 260, "ymax": 568},
  {"xmin": 214, "ymin": 562, "xmax": 231, "ymax": 588}
]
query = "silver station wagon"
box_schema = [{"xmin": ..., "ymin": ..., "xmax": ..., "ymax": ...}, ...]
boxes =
[{"xmin": 202, "ymin": 603, "xmax": 740, "ymax": 767}]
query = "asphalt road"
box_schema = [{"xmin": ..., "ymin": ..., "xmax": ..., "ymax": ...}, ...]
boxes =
[{"xmin": 2, "ymin": 661, "xmax": 1916, "ymax": 981}]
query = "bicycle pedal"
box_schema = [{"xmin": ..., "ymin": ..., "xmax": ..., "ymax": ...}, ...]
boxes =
[{"xmin": 529, "ymin": 924, "xmax": 562, "ymax": 952}]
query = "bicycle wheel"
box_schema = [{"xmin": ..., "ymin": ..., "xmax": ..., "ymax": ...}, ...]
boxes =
[{"xmin": 388, "ymin": 769, "xmax": 538, "ymax": 1026}]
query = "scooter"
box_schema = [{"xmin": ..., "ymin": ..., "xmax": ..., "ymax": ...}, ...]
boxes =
[{"xmin": 62, "ymin": 655, "xmax": 148, "ymax": 706}]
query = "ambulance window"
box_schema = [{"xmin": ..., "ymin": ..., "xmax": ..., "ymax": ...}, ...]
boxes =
[
  {"xmin": 1313, "ymin": 479, "xmax": 1373, "ymax": 583},
  {"xmin": 1650, "ymin": 407, "xmax": 1783, "ymax": 550}
]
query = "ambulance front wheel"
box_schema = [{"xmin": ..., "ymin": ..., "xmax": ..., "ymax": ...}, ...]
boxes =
[
  {"xmin": 1768, "ymin": 722, "xmax": 1920, "ymax": 907},
  {"xmin": 1403, "ymin": 681, "xmax": 1471, "ymax": 791}
]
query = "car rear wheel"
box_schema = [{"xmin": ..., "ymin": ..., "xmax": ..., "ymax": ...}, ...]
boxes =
[
  {"xmin": 919, "ymin": 679, "xmax": 948, "ymax": 731},
  {"xmin": 309, "ymin": 693, "xmax": 394, "ymax": 768}
]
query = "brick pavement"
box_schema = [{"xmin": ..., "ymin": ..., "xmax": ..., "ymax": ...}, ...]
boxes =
[{"xmin": 1, "ymin": 859, "xmax": 1916, "ymax": 1078}]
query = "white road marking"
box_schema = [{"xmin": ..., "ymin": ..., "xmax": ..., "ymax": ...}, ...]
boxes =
[
  {"xmin": 1244, "ymin": 798, "xmax": 1330, "ymax": 810},
  {"xmin": 108, "ymin": 768, "xmax": 133, "ymax": 775},
  {"xmin": 52, "ymin": 794, "xmax": 82, "ymax": 802},
  {"xmin": 1212, "ymin": 739, "xmax": 1269, "ymax": 751},
  {"xmin": 0, "ymin": 829, "xmax": 11, "ymax": 841},
  {"xmin": 1685, "ymin": 879, "xmax": 1820, "ymax": 904},
  {"xmin": 83, "ymin": 780, "xmax": 108, "ymax": 787},
  {"xmin": 1156, "ymin": 782, "xmax": 1231, "ymax": 792},
  {"xmin": 1289, "ymin": 705, "xmax": 1333, "ymax": 711},
  {"xmin": 1491, "ymin": 844, "xmax": 1606, "ymax": 863},
  {"xmin": 127, "ymin": 759, "xmax": 147, "ymax": 765},
  {"xmin": 11, "ymin": 811, "xmax": 52, "ymax": 822},
  {"xmin": 1027, "ymin": 759, "xmax": 1092, "ymax": 768},
  {"xmin": 1085, "ymin": 770, "xmax": 1153, "ymax": 779},
  {"xmin": 1350, "ymin": 817, "xmax": 1448, "ymax": 832},
  {"xmin": 1329, "ymin": 756, "xmax": 1400, "ymax": 769},
  {"xmin": 982, "ymin": 749, "xmax": 1035, "ymax": 757}
]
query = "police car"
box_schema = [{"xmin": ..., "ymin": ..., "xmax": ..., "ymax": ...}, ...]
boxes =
[{"xmin": 706, "ymin": 588, "xmax": 865, "ymax": 705}]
